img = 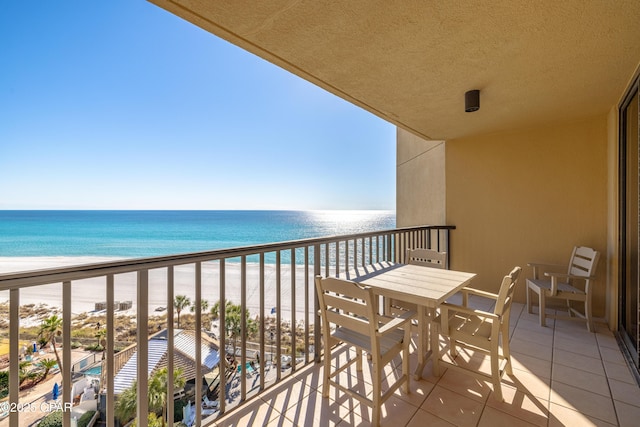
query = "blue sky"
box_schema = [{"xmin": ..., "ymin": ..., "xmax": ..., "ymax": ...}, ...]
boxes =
[{"xmin": 0, "ymin": 1, "xmax": 395, "ymax": 211}]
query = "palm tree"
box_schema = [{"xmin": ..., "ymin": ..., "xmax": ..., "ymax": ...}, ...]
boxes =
[
  {"xmin": 114, "ymin": 381, "xmax": 138, "ymax": 424},
  {"xmin": 148, "ymin": 367, "xmax": 186, "ymax": 427},
  {"xmin": 38, "ymin": 314, "xmax": 63, "ymax": 379},
  {"xmin": 114, "ymin": 367, "xmax": 185, "ymax": 427},
  {"xmin": 18, "ymin": 360, "xmax": 32, "ymax": 385},
  {"xmin": 210, "ymin": 300, "xmax": 220, "ymax": 320},
  {"xmin": 37, "ymin": 358, "xmax": 58, "ymax": 378},
  {"xmin": 191, "ymin": 299, "xmax": 210, "ymax": 327},
  {"xmin": 173, "ymin": 295, "xmax": 191, "ymax": 329},
  {"xmin": 222, "ymin": 301, "xmax": 257, "ymax": 356}
]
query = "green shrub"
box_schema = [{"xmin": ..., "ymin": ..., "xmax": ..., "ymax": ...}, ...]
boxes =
[
  {"xmin": 174, "ymin": 399, "xmax": 186, "ymax": 422},
  {"xmin": 0, "ymin": 371, "xmax": 8, "ymax": 399},
  {"xmin": 78, "ymin": 410, "xmax": 96, "ymax": 427},
  {"xmin": 38, "ymin": 410, "xmax": 95, "ymax": 427},
  {"xmin": 37, "ymin": 410, "xmax": 63, "ymax": 427}
]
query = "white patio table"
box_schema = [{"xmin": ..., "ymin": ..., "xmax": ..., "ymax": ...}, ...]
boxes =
[{"xmin": 343, "ymin": 262, "xmax": 477, "ymax": 378}]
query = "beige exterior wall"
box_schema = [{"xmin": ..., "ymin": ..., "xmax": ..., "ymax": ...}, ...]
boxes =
[
  {"xmin": 396, "ymin": 128, "xmax": 446, "ymax": 227},
  {"xmin": 444, "ymin": 116, "xmax": 609, "ymax": 316}
]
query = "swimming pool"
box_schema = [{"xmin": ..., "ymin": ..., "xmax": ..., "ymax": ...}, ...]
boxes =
[{"xmin": 82, "ymin": 365, "xmax": 102, "ymax": 376}]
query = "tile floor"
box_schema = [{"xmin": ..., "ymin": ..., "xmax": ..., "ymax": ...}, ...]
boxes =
[{"xmin": 210, "ymin": 301, "xmax": 640, "ymax": 427}]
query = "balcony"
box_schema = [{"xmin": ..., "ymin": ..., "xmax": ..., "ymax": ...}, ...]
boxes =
[
  {"xmin": 1, "ymin": 225, "xmax": 451, "ymax": 427},
  {"xmin": 211, "ymin": 302, "xmax": 640, "ymax": 427},
  {"xmin": 1, "ymin": 225, "xmax": 638, "ymax": 426}
]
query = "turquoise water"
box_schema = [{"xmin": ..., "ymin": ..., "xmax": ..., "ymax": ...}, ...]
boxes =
[
  {"xmin": 81, "ymin": 365, "xmax": 102, "ymax": 376},
  {"xmin": 0, "ymin": 210, "xmax": 395, "ymax": 258}
]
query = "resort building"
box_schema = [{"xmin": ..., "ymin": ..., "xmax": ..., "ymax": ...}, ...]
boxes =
[
  {"xmin": 110, "ymin": 329, "xmax": 220, "ymax": 395},
  {"xmin": 2, "ymin": 1, "xmax": 640, "ymax": 426}
]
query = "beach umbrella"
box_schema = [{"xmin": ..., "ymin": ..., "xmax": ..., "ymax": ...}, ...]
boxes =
[{"xmin": 52, "ymin": 382, "xmax": 59, "ymax": 400}]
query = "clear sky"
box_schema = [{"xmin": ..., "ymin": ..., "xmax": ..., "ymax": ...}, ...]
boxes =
[{"xmin": 0, "ymin": 1, "xmax": 396, "ymax": 211}]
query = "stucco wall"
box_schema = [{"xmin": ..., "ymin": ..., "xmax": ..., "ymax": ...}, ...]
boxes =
[
  {"xmin": 445, "ymin": 116, "xmax": 609, "ymax": 315},
  {"xmin": 396, "ymin": 128, "xmax": 446, "ymax": 227}
]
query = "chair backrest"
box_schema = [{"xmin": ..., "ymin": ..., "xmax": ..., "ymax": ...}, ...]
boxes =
[
  {"xmin": 567, "ymin": 246, "xmax": 600, "ymax": 278},
  {"xmin": 315, "ymin": 276, "xmax": 377, "ymax": 339},
  {"xmin": 494, "ymin": 266, "xmax": 522, "ymax": 318},
  {"xmin": 406, "ymin": 248, "xmax": 448, "ymax": 269}
]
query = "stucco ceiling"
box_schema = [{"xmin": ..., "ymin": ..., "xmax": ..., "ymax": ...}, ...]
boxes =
[{"xmin": 149, "ymin": 0, "xmax": 640, "ymax": 141}]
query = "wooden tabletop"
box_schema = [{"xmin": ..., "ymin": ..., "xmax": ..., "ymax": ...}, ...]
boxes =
[{"xmin": 344, "ymin": 262, "xmax": 477, "ymax": 308}]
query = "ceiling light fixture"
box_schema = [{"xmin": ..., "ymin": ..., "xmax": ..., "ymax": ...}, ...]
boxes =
[{"xmin": 465, "ymin": 89, "xmax": 480, "ymax": 112}]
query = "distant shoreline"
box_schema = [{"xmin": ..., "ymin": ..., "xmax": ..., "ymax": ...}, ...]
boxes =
[{"xmin": 0, "ymin": 256, "xmax": 316, "ymax": 322}]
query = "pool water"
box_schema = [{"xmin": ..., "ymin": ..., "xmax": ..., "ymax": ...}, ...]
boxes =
[{"xmin": 82, "ymin": 365, "xmax": 102, "ymax": 376}]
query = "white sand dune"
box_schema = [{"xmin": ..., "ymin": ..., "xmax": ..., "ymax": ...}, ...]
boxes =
[{"xmin": 0, "ymin": 257, "xmax": 318, "ymax": 323}]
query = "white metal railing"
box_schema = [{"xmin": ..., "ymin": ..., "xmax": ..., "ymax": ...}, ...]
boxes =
[{"xmin": 0, "ymin": 225, "xmax": 453, "ymax": 427}]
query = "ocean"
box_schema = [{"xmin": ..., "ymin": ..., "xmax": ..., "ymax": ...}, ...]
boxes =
[{"xmin": 0, "ymin": 210, "xmax": 396, "ymax": 258}]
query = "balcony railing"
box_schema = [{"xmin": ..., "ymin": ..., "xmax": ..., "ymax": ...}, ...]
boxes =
[{"xmin": 0, "ymin": 224, "xmax": 453, "ymax": 427}]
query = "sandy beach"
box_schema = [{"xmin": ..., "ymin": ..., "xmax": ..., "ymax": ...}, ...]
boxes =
[{"xmin": 0, "ymin": 257, "xmax": 317, "ymax": 323}]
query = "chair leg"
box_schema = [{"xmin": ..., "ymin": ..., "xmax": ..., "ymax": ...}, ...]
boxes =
[
  {"xmin": 322, "ymin": 339, "xmax": 331, "ymax": 397},
  {"xmin": 372, "ymin": 360, "xmax": 381, "ymax": 427},
  {"xmin": 356, "ymin": 348, "xmax": 363, "ymax": 371},
  {"xmin": 491, "ymin": 340, "xmax": 503, "ymax": 402},
  {"xmin": 502, "ymin": 324, "xmax": 513, "ymax": 376},
  {"xmin": 585, "ymin": 297, "xmax": 594, "ymax": 332},
  {"xmin": 538, "ymin": 292, "xmax": 546, "ymax": 327}
]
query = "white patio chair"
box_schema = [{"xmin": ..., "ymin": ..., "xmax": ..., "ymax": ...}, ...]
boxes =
[
  {"xmin": 526, "ymin": 246, "xmax": 600, "ymax": 331},
  {"xmin": 434, "ymin": 266, "xmax": 521, "ymax": 401},
  {"xmin": 315, "ymin": 275, "xmax": 414, "ymax": 427}
]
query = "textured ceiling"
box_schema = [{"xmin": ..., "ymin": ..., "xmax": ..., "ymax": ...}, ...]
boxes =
[{"xmin": 149, "ymin": 0, "xmax": 640, "ymax": 140}]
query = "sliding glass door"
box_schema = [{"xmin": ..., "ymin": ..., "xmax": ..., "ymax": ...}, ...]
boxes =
[{"xmin": 619, "ymin": 77, "xmax": 639, "ymax": 374}]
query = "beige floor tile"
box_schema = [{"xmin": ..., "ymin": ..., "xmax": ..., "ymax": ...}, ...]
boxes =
[
  {"xmin": 510, "ymin": 351, "xmax": 552, "ymax": 379},
  {"xmin": 548, "ymin": 403, "xmax": 617, "ymax": 427},
  {"xmin": 393, "ymin": 375, "xmax": 435, "ymax": 408},
  {"xmin": 378, "ymin": 394, "xmax": 420, "ymax": 426},
  {"xmin": 406, "ymin": 408, "xmax": 457, "ymax": 427},
  {"xmin": 614, "ymin": 399, "xmax": 640, "ymax": 427},
  {"xmin": 436, "ymin": 366, "xmax": 492, "ymax": 403},
  {"xmin": 265, "ymin": 414, "xmax": 297, "ymax": 427},
  {"xmin": 215, "ymin": 400, "xmax": 285, "ymax": 427},
  {"xmin": 503, "ymin": 369, "xmax": 552, "ymax": 401},
  {"xmin": 603, "ymin": 359, "xmax": 636, "ymax": 385},
  {"xmin": 608, "ymin": 378, "xmax": 640, "ymax": 407},
  {"xmin": 510, "ymin": 337, "xmax": 553, "ymax": 362},
  {"xmin": 549, "ymin": 381, "xmax": 617, "ymax": 424},
  {"xmin": 555, "ymin": 316, "xmax": 592, "ymax": 334},
  {"xmin": 421, "ymin": 385, "xmax": 484, "ymax": 427},
  {"xmin": 513, "ymin": 328, "xmax": 554, "ymax": 346},
  {"xmin": 281, "ymin": 388, "xmax": 357, "ymax": 427},
  {"xmin": 259, "ymin": 377, "xmax": 315, "ymax": 414},
  {"xmin": 553, "ymin": 335, "xmax": 601, "ymax": 359},
  {"xmin": 514, "ymin": 317, "xmax": 554, "ymax": 336},
  {"xmin": 485, "ymin": 383, "xmax": 549, "ymax": 427},
  {"xmin": 478, "ymin": 406, "xmax": 539, "ymax": 427},
  {"xmin": 551, "ymin": 363, "xmax": 610, "ymax": 397},
  {"xmin": 552, "ymin": 348, "xmax": 605, "ymax": 376},
  {"xmin": 600, "ymin": 346, "xmax": 627, "ymax": 366},
  {"xmin": 595, "ymin": 331, "xmax": 619, "ymax": 350}
]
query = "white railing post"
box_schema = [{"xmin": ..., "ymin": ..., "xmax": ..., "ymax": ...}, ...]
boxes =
[
  {"xmin": 106, "ymin": 275, "xmax": 115, "ymax": 427},
  {"xmin": 166, "ymin": 266, "xmax": 174, "ymax": 427},
  {"xmin": 9, "ymin": 289, "xmax": 19, "ymax": 427},
  {"xmin": 195, "ymin": 262, "xmax": 202, "ymax": 427},
  {"xmin": 63, "ymin": 281, "xmax": 71, "ymax": 427},
  {"xmin": 136, "ymin": 270, "xmax": 149, "ymax": 427}
]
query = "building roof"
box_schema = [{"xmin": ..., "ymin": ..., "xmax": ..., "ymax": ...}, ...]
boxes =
[{"xmin": 113, "ymin": 329, "xmax": 220, "ymax": 394}]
